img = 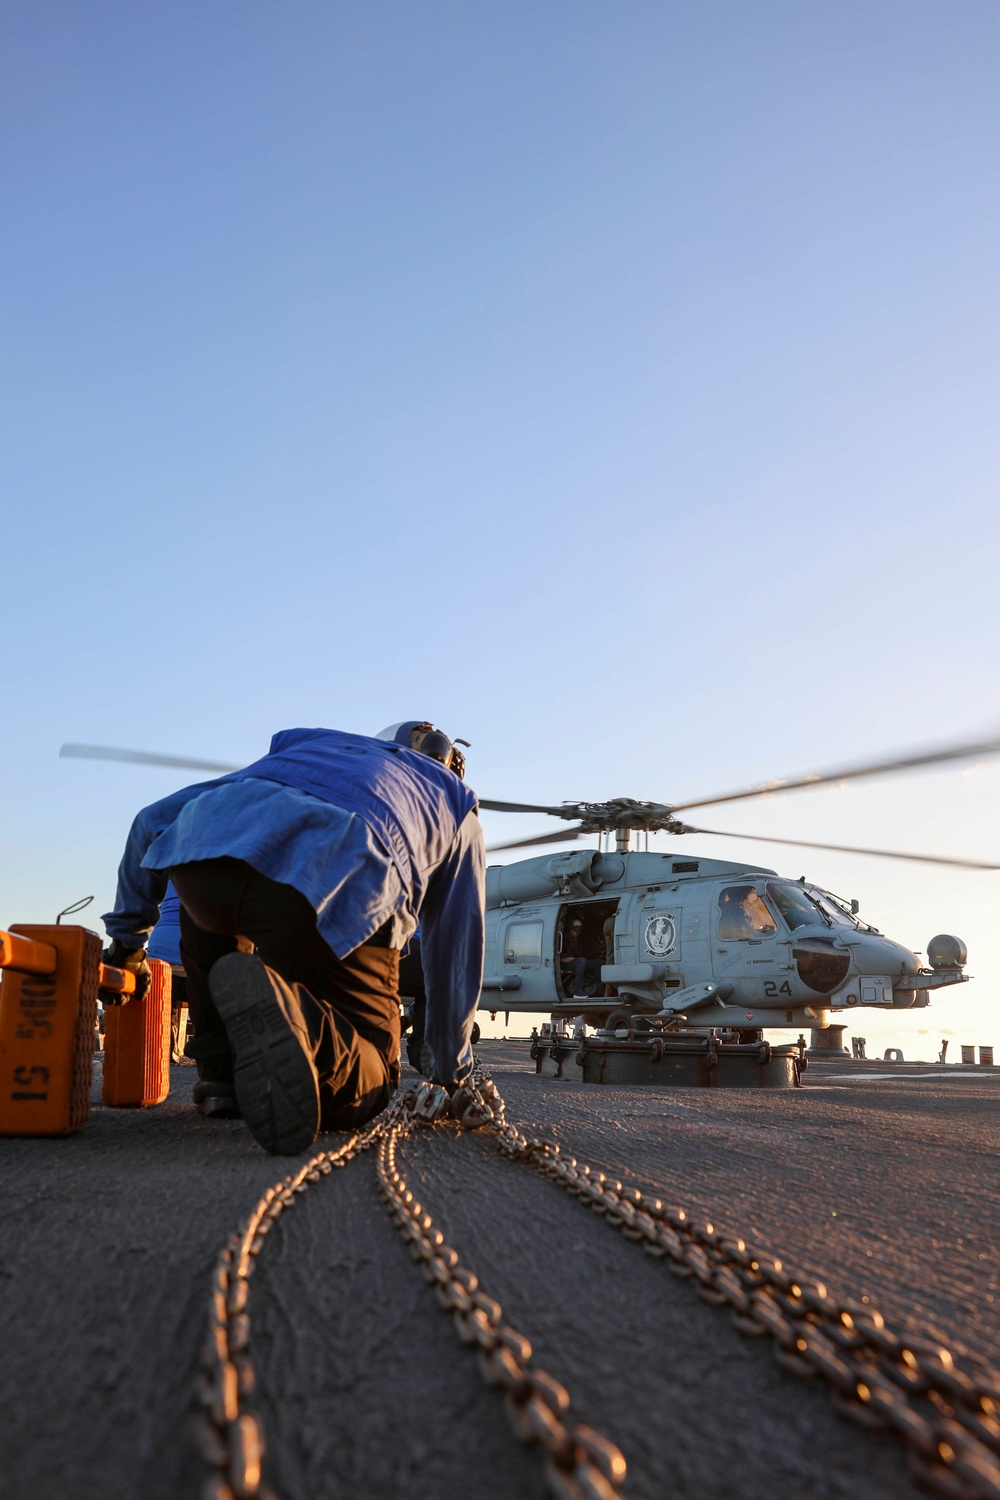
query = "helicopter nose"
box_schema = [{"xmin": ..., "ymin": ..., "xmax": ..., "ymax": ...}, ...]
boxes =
[{"xmin": 843, "ymin": 932, "xmax": 919, "ymax": 978}]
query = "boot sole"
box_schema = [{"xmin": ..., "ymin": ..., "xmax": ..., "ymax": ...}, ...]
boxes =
[
  {"xmin": 209, "ymin": 953, "xmax": 320, "ymax": 1155},
  {"xmin": 195, "ymin": 1095, "xmax": 243, "ymax": 1120}
]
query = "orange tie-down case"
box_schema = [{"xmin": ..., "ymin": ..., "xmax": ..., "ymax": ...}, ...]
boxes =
[
  {"xmin": 0, "ymin": 923, "xmax": 102, "ymax": 1136},
  {"xmin": 102, "ymin": 958, "xmax": 172, "ymax": 1107}
]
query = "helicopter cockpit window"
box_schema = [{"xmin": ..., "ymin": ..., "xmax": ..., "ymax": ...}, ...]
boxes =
[
  {"xmin": 766, "ymin": 882, "xmax": 827, "ymax": 931},
  {"xmin": 812, "ymin": 891, "xmax": 859, "ymax": 927},
  {"xmin": 717, "ymin": 886, "xmax": 778, "ymax": 940},
  {"xmin": 504, "ymin": 920, "xmax": 544, "ymax": 966}
]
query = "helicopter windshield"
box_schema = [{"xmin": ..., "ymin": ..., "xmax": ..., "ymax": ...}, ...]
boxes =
[
  {"xmin": 810, "ymin": 890, "xmax": 859, "ymax": 927},
  {"xmin": 765, "ymin": 882, "xmax": 829, "ymax": 931}
]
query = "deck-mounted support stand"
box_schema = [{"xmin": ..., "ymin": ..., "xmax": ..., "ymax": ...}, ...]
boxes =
[{"xmin": 807, "ymin": 1024, "xmax": 850, "ymax": 1059}]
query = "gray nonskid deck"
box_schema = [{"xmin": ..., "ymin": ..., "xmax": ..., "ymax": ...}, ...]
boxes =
[{"xmin": 0, "ymin": 1041, "xmax": 996, "ymax": 1499}]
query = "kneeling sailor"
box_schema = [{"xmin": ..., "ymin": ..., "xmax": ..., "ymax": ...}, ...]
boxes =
[{"xmin": 101, "ymin": 721, "xmax": 485, "ymax": 1154}]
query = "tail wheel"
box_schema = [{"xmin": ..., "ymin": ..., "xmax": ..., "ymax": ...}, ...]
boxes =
[
  {"xmin": 605, "ymin": 1006, "xmax": 653, "ymax": 1033},
  {"xmin": 605, "ymin": 1005, "xmax": 637, "ymax": 1032}
]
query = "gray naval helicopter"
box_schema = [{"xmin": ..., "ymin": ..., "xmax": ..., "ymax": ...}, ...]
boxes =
[
  {"xmin": 61, "ymin": 728, "xmax": 999, "ymax": 1040},
  {"xmin": 476, "ymin": 733, "xmax": 1000, "ymax": 1038}
]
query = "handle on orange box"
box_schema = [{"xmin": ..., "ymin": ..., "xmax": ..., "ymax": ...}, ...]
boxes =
[
  {"xmin": 99, "ymin": 963, "xmax": 137, "ymax": 997},
  {"xmin": 1, "ymin": 929, "xmax": 137, "ymax": 996},
  {"xmin": 0, "ymin": 930, "xmax": 58, "ymax": 976}
]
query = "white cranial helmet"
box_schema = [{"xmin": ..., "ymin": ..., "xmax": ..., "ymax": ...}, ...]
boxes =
[{"xmin": 375, "ymin": 722, "xmax": 468, "ymax": 778}]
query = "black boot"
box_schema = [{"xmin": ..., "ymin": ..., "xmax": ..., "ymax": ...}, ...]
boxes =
[
  {"xmin": 209, "ymin": 952, "xmax": 320, "ymax": 1155},
  {"xmin": 192, "ymin": 1078, "xmax": 242, "ymax": 1118}
]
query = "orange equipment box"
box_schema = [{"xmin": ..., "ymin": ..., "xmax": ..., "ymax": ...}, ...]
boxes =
[
  {"xmin": 0, "ymin": 924, "xmax": 102, "ymax": 1136},
  {"xmin": 102, "ymin": 958, "xmax": 172, "ymax": 1107}
]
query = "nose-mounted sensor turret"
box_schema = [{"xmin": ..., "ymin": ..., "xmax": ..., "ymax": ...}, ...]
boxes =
[{"xmin": 927, "ymin": 934, "xmax": 967, "ymax": 971}]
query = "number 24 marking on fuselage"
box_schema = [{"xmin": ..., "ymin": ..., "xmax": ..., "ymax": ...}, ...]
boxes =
[{"xmin": 763, "ymin": 980, "xmax": 793, "ymax": 997}]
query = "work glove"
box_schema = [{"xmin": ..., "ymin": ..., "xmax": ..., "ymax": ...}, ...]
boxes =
[{"xmin": 100, "ymin": 939, "xmax": 151, "ymax": 1005}]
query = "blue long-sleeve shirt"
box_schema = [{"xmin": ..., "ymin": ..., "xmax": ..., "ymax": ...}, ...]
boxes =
[
  {"xmin": 103, "ymin": 728, "xmax": 486, "ymax": 1086},
  {"xmin": 147, "ymin": 881, "xmax": 182, "ymax": 965}
]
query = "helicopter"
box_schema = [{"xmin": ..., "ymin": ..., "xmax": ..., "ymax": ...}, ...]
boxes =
[{"xmin": 59, "ymin": 729, "xmax": 1000, "ymax": 1037}]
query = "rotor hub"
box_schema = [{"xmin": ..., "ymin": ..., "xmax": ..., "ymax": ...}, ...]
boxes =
[{"xmin": 564, "ymin": 799, "xmax": 685, "ymax": 836}]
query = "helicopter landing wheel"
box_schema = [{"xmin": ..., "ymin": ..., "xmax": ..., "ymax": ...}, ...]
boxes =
[
  {"xmin": 470, "ymin": 1021, "xmax": 481, "ymax": 1046},
  {"xmin": 606, "ymin": 1005, "xmax": 644, "ymax": 1033}
]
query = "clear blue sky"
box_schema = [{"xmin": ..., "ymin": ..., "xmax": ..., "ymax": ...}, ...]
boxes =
[{"xmin": 2, "ymin": 2, "xmax": 998, "ymax": 1053}]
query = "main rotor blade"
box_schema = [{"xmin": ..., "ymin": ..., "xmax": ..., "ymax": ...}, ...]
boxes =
[
  {"xmin": 59, "ymin": 744, "xmax": 242, "ymax": 774},
  {"xmin": 684, "ymin": 824, "xmax": 1000, "ymax": 870},
  {"xmin": 478, "ymin": 798, "xmax": 570, "ymax": 816},
  {"xmin": 486, "ymin": 825, "xmax": 586, "ymax": 854},
  {"xmin": 672, "ymin": 731, "xmax": 1000, "ymax": 813}
]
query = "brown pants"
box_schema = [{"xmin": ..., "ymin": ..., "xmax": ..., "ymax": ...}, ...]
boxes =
[{"xmin": 170, "ymin": 857, "xmax": 401, "ymax": 1130}]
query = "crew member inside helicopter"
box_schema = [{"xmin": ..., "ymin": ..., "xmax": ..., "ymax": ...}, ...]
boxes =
[
  {"xmin": 100, "ymin": 720, "xmax": 487, "ymax": 1155},
  {"xmin": 717, "ymin": 885, "xmax": 778, "ymax": 940},
  {"xmin": 561, "ymin": 917, "xmax": 602, "ymax": 998}
]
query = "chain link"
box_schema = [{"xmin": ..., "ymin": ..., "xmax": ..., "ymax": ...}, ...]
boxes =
[
  {"xmin": 482, "ymin": 1079, "xmax": 1000, "ymax": 1500},
  {"xmin": 200, "ymin": 1065, "xmax": 1000, "ymax": 1500},
  {"xmin": 197, "ymin": 1106, "xmax": 395, "ymax": 1500},
  {"xmin": 198, "ymin": 1079, "xmax": 628, "ymax": 1500},
  {"xmin": 375, "ymin": 1080, "xmax": 629, "ymax": 1500}
]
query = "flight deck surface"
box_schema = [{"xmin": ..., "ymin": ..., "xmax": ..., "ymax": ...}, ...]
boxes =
[{"xmin": 0, "ymin": 1043, "xmax": 997, "ymax": 1499}]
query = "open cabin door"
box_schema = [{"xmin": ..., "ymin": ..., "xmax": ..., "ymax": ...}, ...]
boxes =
[
  {"xmin": 496, "ymin": 906, "xmax": 556, "ymax": 1008},
  {"xmin": 553, "ymin": 898, "xmax": 620, "ymax": 1001}
]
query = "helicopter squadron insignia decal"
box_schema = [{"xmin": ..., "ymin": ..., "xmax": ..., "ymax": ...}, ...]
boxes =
[{"xmin": 644, "ymin": 913, "xmax": 676, "ymax": 957}]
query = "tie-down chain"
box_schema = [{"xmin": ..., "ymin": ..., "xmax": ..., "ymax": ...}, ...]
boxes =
[{"xmin": 197, "ymin": 1071, "xmax": 1000, "ymax": 1500}]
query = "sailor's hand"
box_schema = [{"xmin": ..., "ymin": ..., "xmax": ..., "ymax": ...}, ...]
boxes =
[{"xmin": 100, "ymin": 940, "xmax": 151, "ymax": 1004}]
